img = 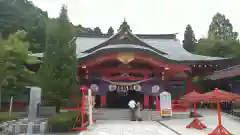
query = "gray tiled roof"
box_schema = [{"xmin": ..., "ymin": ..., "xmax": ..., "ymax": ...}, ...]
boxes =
[
  {"xmin": 205, "ymin": 65, "xmax": 240, "ymax": 80},
  {"xmin": 30, "ymin": 36, "xmax": 226, "ymax": 61},
  {"xmin": 75, "ymin": 37, "xmax": 225, "ymax": 61}
]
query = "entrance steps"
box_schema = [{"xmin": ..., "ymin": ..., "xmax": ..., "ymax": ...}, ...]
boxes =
[
  {"xmin": 93, "ymin": 109, "xmax": 131, "ymax": 120},
  {"xmin": 93, "ymin": 108, "xmax": 189, "ymax": 121}
]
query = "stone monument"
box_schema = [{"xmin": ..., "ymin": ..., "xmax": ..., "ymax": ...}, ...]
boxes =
[
  {"xmin": 14, "ymin": 87, "xmax": 48, "ymax": 135},
  {"xmin": 28, "ymin": 87, "xmax": 41, "ymax": 120}
]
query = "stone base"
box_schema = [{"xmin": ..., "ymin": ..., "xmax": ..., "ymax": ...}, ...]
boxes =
[{"xmin": 14, "ymin": 118, "xmax": 48, "ymax": 134}]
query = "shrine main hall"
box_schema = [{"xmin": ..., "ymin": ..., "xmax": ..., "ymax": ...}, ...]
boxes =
[{"xmin": 35, "ymin": 20, "xmax": 239, "ymax": 109}]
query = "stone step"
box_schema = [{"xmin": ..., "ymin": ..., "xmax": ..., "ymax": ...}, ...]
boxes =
[
  {"xmin": 93, "ymin": 109, "xmax": 154, "ymax": 121},
  {"xmin": 93, "ymin": 108, "xmax": 189, "ymax": 121},
  {"xmin": 93, "ymin": 109, "xmax": 130, "ymax": 120}
]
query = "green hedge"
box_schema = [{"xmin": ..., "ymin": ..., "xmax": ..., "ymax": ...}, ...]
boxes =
[
  {"xmin": 0, "ymin": 112, "xmax": 19, "ymax": 123},
  {"xmin": 48, "ymin": 111, "xmax": 88, "ymax": 133}
]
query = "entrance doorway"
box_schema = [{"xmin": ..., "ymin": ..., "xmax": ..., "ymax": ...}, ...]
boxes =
[{"xmin": 107, "ymin": 90, "xmax": 143, "ymax": 108}]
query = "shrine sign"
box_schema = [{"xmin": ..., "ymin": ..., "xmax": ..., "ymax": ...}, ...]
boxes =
[{"xmin": 160, "ymin": 91, "xmax": 172, "ymax": 116}]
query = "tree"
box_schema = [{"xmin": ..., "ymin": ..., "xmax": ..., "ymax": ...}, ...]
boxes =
[
  {"xmin": 193, "ymin": 38, "xmax": 215, "ymax": 56},
  {"xmin": 183, "ymin": 24, "xmax": 196, "ymax": 52},
  {"xmin": 194, "ymin": 38, "xmax": 240, "ymax": 57},
  {"xmin": 38, "ymin": 5, "xmax": 77, "ymax": 112},
  {"xmin": 0, "ymin": 0, "xmax": 49, "ymax": 53},
  {"xmin": 0, "ymin": 0, "xmax": 26, "ymax": 38},
  {"xmin": 193, "ymin": 13, "xmax": 240, "ymax": 57},
  {"xmin": 208, "ymin": 13, "xmax": 238, "ymax": 41},
  {"xmin": 27, "ymin": 16, "xmax": 47, "ymax": 53},
  {"xmin": 93, "ymin": 27, "xmax": 102, "ymax": 34},
  {"xmin": 0, "ymin": 30, "xmax": 40, "ymax": 109},
  {"xmin": 107, "ymin": 26, "xmax": 114, "ymax": 36}
]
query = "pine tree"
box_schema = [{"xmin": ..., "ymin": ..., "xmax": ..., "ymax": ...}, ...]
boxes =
[
  {"xmin": 38, "ymin": 5, "xmax": 77, "ymax": 112},
  {"xmin": 107, "ymin": 26, "xmax": 114, "ymax": 36},
  {"xmin": 183, "ymin": 24, "xmax": 196, "ymax": 52}
]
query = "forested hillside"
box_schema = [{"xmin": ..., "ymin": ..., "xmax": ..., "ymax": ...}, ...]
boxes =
[{"xmin": 0, "ymin": 0, "xmax": 106, "ymax": 53}]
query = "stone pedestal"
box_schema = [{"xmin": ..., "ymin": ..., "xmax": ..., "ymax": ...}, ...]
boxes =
[
  {"xmin": 14, "ymin": 87, "xmax": 48, "ymax": 135},
  {"xmin": 14, "ymin": 118, "xmax": 48, "ymax": 135}
]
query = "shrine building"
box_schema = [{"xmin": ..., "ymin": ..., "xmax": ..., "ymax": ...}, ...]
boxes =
[
  {"xmin": 28, "ymin": 20, "xmax": 239, "ymax": 110},
  {"xmin": 72, "ymin": 20, "xmax": 239, "ymax": 109}
]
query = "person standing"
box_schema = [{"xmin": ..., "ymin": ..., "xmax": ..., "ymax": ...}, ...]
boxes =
[
  {"xmin": 136, "ymin": 102, "xmax": 142, "ymax": 121},
  {"xmin": 128, "ymin": 99, "xmax": 136, "ymax": 121}
]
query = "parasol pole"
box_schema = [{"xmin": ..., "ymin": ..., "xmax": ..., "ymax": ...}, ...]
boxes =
[
  {"xmin": 217, "ymin": 101, "xmax": 222, "ymax": 125},
  {"xmin": 88, "ymin": 88, "xmax": 93, "ymax": 126},
  {"xmin": 193, "ymin": 102, "xmax": 197, "ymax": 118},
  {"xmin": 81, "ymin": 90, "xmax": 85, "ymax": 128}
]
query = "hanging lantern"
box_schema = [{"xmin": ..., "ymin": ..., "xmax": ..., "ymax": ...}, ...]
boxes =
[
  {"xmin": 108, "ymin": 84, "xmax": 117, "ymax": 92},
  {"xmin": 152, "ymin": 85, "xmax": 160, "ymax": 93},
  {"xmin": 133, "ymin": 84, "xmax": 141, "ymax": 91},
  {"xmin": 90, "ymin": 84, "xmax": 99, "ymax": 92}
]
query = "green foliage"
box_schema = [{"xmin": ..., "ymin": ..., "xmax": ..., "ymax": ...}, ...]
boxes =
[
  {"xmin": 0, "ymin": 30, "xmax": 40, "ymax": 97},
  {"xmin": 0, "ymin": 0, "xmax": 49, "ymax": 53},
  {"xmin": 0, "ymin": 112, "xmax": 19, "ymax": 122},
  {"xmin": 0, "ymin": 0, "xmax": 104, "ymax": 53},
  {"xmin": 48, "ymin": 111, "xmax": 88, "ymax": 132},
  {"xmin": 194, "ymin": 38, "xmax": 240, "ymax": 57},
  {"xmin": 183, "ymin": 24, "xmax": 196, "ymax": 52},
  {"xmin": 208, "ymin": 13, "xmax": 238, "ymax": 40},
  {"xmin": 193, "ymin": 13, "xmax": 240, "ymax": 57},
  {"xmin": 38, "ymin": 5, "xmax": 77, "ymax": 112}
]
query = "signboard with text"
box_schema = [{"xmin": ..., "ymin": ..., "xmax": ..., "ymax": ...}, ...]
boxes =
[{"xmin": 160, "ymin": 91, "xmax": 172, "ymax": 116}]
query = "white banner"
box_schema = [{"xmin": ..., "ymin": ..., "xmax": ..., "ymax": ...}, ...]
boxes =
[{"xmin": 160, "ymin": 91, "xmax": 172, "ymax": 116}]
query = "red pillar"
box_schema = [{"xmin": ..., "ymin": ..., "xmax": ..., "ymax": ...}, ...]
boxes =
[
  {"xmin": 186, "ymin": 78, "xmax": 192, "ymax": 94},
  {"xmin": 100, "ymin": 96, "xmax": 106, "ymax": 107},
  {"xmin": 144, "ymin": 95, "xmax": 149, "ymax": 108}
]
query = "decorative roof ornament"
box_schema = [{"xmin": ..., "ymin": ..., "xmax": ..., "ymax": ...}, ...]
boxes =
[
  {"xmin": 118, "ymin": 17, "xmax": 132, "ymax": 32},
  {"xmin": 117, "ymin": 52, "xmax": 135, "ymax": 64}
]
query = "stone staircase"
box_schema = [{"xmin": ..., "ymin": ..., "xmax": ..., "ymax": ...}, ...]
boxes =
[
  {"xmin": 93, "ymin": 109, "xmax": 188, "ymax": 121},
  {"xmin": 93, "ymin": 109, "xmax": 131, "ymax": 120}
]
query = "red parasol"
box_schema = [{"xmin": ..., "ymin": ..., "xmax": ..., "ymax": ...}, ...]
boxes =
[
  {"xmin": 202, "ymin": 88, "xmax": 240, "ymax": 101},
  {"xmin": 180, "ymin": 91, "xmax": 207, "ymax": 130},
  {"xmin": 201, "ymin": 88, "xmax": 240, "ymax": 135}
]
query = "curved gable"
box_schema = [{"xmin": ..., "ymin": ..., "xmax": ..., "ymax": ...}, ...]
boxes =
[{"xmin": 82, "ymin": 21, "xmax": 167, "ymax": 55}]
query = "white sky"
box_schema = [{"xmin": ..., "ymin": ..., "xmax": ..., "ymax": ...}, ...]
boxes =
[{"xmin": 30, "ymin": 0, "xmax": 240, "ymax": 40}]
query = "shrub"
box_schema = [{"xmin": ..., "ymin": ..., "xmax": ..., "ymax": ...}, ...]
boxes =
[
  {"xmin": 0, "ymin": 112, "xmax": 19, "ymax": 123},
  {"xmin": 48, "ymin": 111, "xmax": 88, "ymax": 133}
]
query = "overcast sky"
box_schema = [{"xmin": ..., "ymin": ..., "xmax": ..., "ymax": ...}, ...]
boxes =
[{"xmin": 30, "ymin": 0, "xmax": 240, "ymax": 40}]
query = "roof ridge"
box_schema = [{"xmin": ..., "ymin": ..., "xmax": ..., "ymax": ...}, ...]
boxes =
[{"xmin": 76, "ymin": 33, "xmax": 177, "ymax": 39}]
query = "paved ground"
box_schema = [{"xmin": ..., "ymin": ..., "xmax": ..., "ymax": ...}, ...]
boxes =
[
  {"xmin": 78, "ymin": 120, "xmax": 178, "ymax": 135},
  {"xmin": 161, "ymin": 109, "xmax": 240, "ymax": 135},
  {"xmin": 2, "ymin": 109, "xmax": 240, "ymax": 135}
]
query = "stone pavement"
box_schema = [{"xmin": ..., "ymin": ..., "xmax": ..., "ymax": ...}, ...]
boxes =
[
  {"xmin": 161, "ymin": 109, "xmax": 240, "ymax": 135},
  {"xmin": 78, "ymin": 120, "xmax": 178, "ymax": 135}
]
